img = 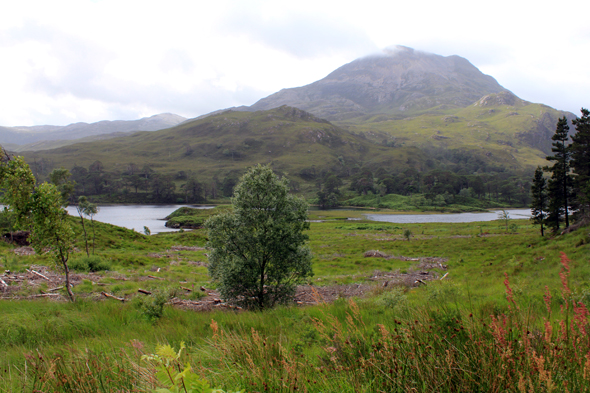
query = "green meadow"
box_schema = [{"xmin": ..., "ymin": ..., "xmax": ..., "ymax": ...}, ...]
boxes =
[{"xmin": 1, "ymin": 209, "xmax": 589, "ymax": 392}]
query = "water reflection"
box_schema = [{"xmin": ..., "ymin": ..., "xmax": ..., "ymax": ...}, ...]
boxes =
[
  {"xmin": 65, "ymin": 205, "xmax": 213, "ymax": 234},
  {"xmin": 365, "ymin": 209, "xmax": 531, "ymax": 224}
]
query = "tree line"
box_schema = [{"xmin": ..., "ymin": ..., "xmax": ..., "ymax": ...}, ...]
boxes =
[
  {"xmin": 530, "ymin": 109, "xmax": 590, "ymax": 235},
  {"xmin": 316, "ymin": 165, "xmax": 531, "ymax": 209}
]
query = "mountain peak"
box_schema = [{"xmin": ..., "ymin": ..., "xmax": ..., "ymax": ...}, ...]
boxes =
[{"xmin": 250, "ymin": 47, "xmax": 508, "ymax": 120}]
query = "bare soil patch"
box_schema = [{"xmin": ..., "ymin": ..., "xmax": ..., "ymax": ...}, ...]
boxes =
[{"xmin": 1, "ymin": 248, "xmax": 448, "ymax": 310}]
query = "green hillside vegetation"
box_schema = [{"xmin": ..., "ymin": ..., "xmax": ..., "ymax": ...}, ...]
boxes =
[
  {"xmin": 23, "ymin": 106, "xmax": 417, "ymax": 189},
  {"xmin": 15, "ymin": 102, "xmax": 564, "ymax": 210},
  {"xmin": 341, "ymin": 92, "xmax": 572, "ymax": 171},
  {"xmin": 1, "ymin": 209, "xmax": 590, "ymax": 391},
  {"xmin": 164, "ymin": 206, "xmax": 230, "ymax": 229}
]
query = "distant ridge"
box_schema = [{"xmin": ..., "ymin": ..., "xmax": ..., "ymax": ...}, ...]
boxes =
[{"xmin": 0, "ymin": 113, "xmax": 187, "ymax": 147}]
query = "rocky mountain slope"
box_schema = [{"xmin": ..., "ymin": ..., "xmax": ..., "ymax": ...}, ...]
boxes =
[{"xmin": 249, "ymin": 46, "xmax": 508, "ymax": 121}]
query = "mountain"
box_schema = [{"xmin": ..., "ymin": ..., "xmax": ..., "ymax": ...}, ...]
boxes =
[
  {"xmin": 244, "ymin": 46, "xmax": 574, "ymax": 162},
  {"xmin": 249, "ymin": 46, "xmax": 508, "ymax": 121},
  {"xmin": 19, "ymin": 47, "xmax": 578, "ymax": 194},
  {"xmin": 0, "ymin": 113, "xmax": 186, "ymax": 148},
  {"xmin": 22, "ymin": 106, "xmax": 420, "ymax": 189}
]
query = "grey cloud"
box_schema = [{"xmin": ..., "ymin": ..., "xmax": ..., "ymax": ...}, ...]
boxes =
[
  {"xmin": 4, "ymin": 20, "xmax": 114, "ymax": 96},
  {"xmin": 4, "ymin": 21, "xmax": 264, "ymax": 122},
  {"xmin": 220, "ymin": 8, "xmax": 378, "ymax": 58}
]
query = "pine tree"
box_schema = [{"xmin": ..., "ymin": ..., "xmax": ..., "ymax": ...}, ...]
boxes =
[
  {"xmin": 530, "ymin": 167, "xmax": 548, "ymax": 236},
  {"xmin": 544, "ymin": 116, "xmax": 573, "ymax": 232},
  {"xmin": 570, "ymin": 108, "xmax": 590, "ymax": 222}
]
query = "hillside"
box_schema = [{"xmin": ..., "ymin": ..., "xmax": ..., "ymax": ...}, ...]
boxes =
[
  {"xmin": 243, "ymin": 47, "xmax": 574, "ymax": 171},
  {"xmin": 14, "ymin": 47, "xmax": 579, "ymax": 206},
  {"xmin": 22, "ymin": 106, "xmax": 419, "ymax": 189},
  {"xmin": 345, "ymin": 91, "xmax": 575, "ymax": 170}
]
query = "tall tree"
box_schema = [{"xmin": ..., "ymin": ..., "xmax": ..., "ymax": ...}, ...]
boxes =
[
  {"xmin": 76, "ymin": 196, "xmax": 98, "ymax": 256},
  {"xmin": 205, "ymin": 165, "xmax": 312, "ymax": 309},
  {"xmin": 30, "ymin": 183, "xmax": 76, "ymax": 301},
  {"xmin": 1, "ymin": 153, "xmax": 75, "ymax": 301},
  {"xmin": 544, "ymin": 116, "xmax": 573, "ymax": 232},
  {"xmin": 570, "ymin": 108, "xmax": 590, "ymax": 222},
  {"xmin": 49, "ymin": 167, "xmax": 75, "ymax": 205},
  {"xmin": 530, "ymin": 167, "xmax": 548, "ymax": 236},
  {"xmin": 0, "ymin": 154, "xmax": 36, "ymax": 229}
]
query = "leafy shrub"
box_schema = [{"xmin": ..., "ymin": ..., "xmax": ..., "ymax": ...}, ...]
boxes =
[
  {"xmin": 135, "ymin": 289, "xmax": 171, "ymax": 321},
  {"xmin": 142, "ymin": 342, "xmax": 242, "ymax": 392},
  {"xmin": 380, "ymin": 286, "xmax": 408, "ymax": 309},
  {"xmin": 69, "ymin": 256, "xmax": 110, "ymax": 272},
  {"xmin": 403, "ymin": 229, "xmax": 412, "ymax": 240},
  {"xmin": 165, "ymin": 215, "xmax": 205, "ymax": 229}
]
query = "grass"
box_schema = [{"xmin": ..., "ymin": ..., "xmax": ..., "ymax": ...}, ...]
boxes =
[{"xmin": 0, "ymin": 210, "xmax": 589, "ymax": 391}]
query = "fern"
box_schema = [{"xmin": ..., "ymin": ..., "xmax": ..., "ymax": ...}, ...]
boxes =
[{"xmin": 142, "ymin": 342, "xmax": 241, "ymax": 393}]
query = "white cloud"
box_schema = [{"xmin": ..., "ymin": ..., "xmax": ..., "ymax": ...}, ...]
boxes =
[{"xmin": 0, "ymin": 0, "xmax": 589, "ymax": 126}]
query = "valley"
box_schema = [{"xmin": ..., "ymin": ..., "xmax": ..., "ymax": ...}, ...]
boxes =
[
  {"xmin": 0, "ymin": 208, "xmax": 589, "ymax": 391},
  {"xmin": 0, "ymin": 45, "xmax": 588, "ymax": 392}
]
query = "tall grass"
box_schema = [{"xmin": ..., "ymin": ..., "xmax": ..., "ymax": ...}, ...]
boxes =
[{"xmin": 198, "ymin": 252, "xmax": 590, "ymax": 392}]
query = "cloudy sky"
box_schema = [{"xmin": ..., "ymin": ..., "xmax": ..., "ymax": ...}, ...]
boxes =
[{"xmin": 1, "ymin": 0, "xmax": 588, "ymax": 126}]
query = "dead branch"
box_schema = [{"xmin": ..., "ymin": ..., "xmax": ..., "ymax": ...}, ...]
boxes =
[
  {"xmin": 147, "ymin": 275, "xmax": 164, "ymax": 280},
  {"xmin": 48, "ymin": 286, "xmax": 63, "ymax": 292},
  {"xmin": 180, "ymin": 286, "xmax": 192, "ymax": 292},
  {"xmin": 0, "ymin": 277, "xmax": 7, "ymax": 288},
  {"xmin": 29, "ymin": 269, "xmax": 50, "ymax": 281},
  {"xmin": 138, "ymin": 288, "xmax": 152, "ymax": 295},
  {"xmin": 440, "ymin": 272, "xmax": 449, "ymax": 280},
  {"xmin": 101, "ymin": 291, "xmax": 125, "ymax": 302}
]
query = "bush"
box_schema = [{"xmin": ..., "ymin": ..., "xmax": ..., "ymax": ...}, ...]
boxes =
[
  {"xmin": 69, "ymin": 256, "xmax": 110, "ymax": 272},
  {"xmin": 165, "ymin": 215, "xmax": 205, "ymax": 229},
  {"xmin": 380, "ymin": 286, "xmax": 408, "ymax": 310},
  {"xmin": 135, "ymin": 289, "xmax": 171, "ymax": 321}
]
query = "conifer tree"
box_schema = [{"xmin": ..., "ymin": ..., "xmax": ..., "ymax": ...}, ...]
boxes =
[
  {"xmin": 544, "ymin": 116, "xmax": 572, "ymax": 232},
  {"xmin": 530, "ymin": 167, "xmax": 548, "ymax": 236},
  {"xmin": 570, "ymin": 108, "xmax": 590, "ymax": 222}
]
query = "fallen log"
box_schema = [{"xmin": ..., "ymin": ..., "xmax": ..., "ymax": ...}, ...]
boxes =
[
  {"xmin": 29, "ymin": 269, "xmax": 50, "ymax": 281},
  {"xmin": 31, "ymin": 293, "xmax": 60, "ymax": 298},
  {"xmin": 101, "ymin": 292, "xmax": 125, "ymax": 302},
  {"xmin": 415, "ymin": 279, "xmax": 427, "ymax": 286},
  {"xmin": 138, "ymin": 288, "xmax": 152, "ymax": 295}
]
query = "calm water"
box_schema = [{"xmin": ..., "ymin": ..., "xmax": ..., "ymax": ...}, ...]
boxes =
[
  {"xmin": 365, "ymin": 209, "xmax": 531, "ymax": 224},
  {"xmin": 65, "ymin": 205, "xmax": 213, "ymax": 234},
  {"xmin": 64, "ymin": 205, "xmax": 531, "ymax": 233}
]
